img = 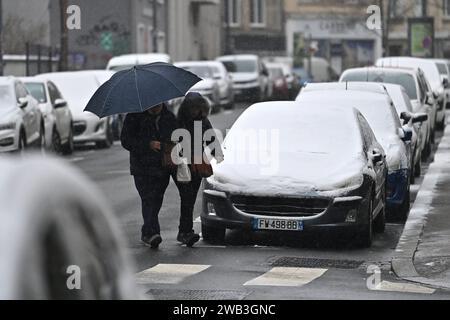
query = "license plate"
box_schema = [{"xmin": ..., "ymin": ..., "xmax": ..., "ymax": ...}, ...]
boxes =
[{"xmin": 253, "ymin": 218, "xmax": 304, "ymax": 231}]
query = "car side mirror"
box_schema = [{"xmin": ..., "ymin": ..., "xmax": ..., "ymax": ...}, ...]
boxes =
[
  {"xmin": 412, "ymin": 113, "xmax": 428, "ymax": 124},
  {"xmin": 17, "ymin": 97, "xmax": 28, "ymax": 109},
  {"xmin": 54, "ymin": 98, "xmax": 67, "ymax": 109},
  {"xmin": 443, "ymin": 78, "xmax": 449, "ymax": 89},
  {"xmin": 400, "ymin": 111, "xmax": 412, "ymax": 124},
  {"xmin": 400, "ymin": 127, "xmax": 412, "ymax": 142}
]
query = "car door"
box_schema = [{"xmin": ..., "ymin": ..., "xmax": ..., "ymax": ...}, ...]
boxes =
[
  {"xmin": 15, "ymin": 82, "xmax": 39, "ymax": 144},
  {"xmin": 358, "ymin": 114, "xmax": 385, "ymax": 203},
  {"xmin": 47, "ymin": 81, "xmax": 71, "ymax": 141}
]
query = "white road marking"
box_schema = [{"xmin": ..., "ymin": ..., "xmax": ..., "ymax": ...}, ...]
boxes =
[
  {"xmin": 135, "ymin": 264, "xmax": 210, "ymax": 285},
  {"xmin": 370, "ymin": 281, "xmax": 435, "ymax": 294},
  {"xmin": 194, "ymin": 217, "xmax": 201, "ymax": 223},
  {"xmin": 410, "ymin": 185, "xmax": 421, "ymax": 193},
  {"xmin": 105, "ymin": 170, "xmax": 130, "ymax": 175},
  {"xmin": 244, "ymin": 267, "xmax": 327, "ymax": 287}
]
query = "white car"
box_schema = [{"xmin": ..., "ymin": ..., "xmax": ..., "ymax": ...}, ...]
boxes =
[
  {"xmin": 217, "ymin": 54, "xmax": 270, "ymax": 102},
  {"xmin": 175, "ymin": 61, "xmax": 222, "ymax": 112},
  {"xmin": 432, "ymin": 59, "xmax": 450, "ymax": 110},
  {"xmin": 106, "ymin": 53, "xmax": 171, "ymax": 72},
  {"xmin": 376, "ymin": 57, "xmax": 446, "ymax": 130},
  {"xmin": 297, "ymin": 83, "xmax": 413, "ymax": 219},
  {"xmin": 205, "ymin": 61, "xmax": 234, "ymax": 109},
  {"xmin": 340, "ymin": 66, "xmax": 435, "ymax": 160},
  {"xmin": 0, "ymin": 156, "xmax": 137, "ymax": 299},
  {"xmin": 36, "ymin": 72, "xmax": 114, "ymax": 149},
  {"xmin": 22, "ymin": 78, "xmax": 74, "ymax": 155},
  {"xmin": 0, "ymin": 77, "xmax": 44, "ymax": 153}
]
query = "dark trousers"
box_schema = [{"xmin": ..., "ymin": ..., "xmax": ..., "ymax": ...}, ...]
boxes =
[
  {"xmin": 133, "ymin": 172, "xmax": 170, "ymax": 238},
  {"xmin": 174, "ymin": 175, "xmax": 203, "ymax": 233}
]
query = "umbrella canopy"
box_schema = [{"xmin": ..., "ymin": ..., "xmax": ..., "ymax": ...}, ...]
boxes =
[{"xmin": 84, "ymin": 62, "xmax": 202, "ymax": 118}]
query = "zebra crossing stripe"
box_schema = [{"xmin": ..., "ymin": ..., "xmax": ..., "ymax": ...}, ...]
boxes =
[
  {"xmin": 136, "ymin": 264, "xmax": 211, "ymax": 285},
  {"xmin": 244, "ymin": 267, "xmax": 328, "ymax": 287},
  {"xmin": 370, "ymin": 281, "xmax": 435, "ymax": 294}
]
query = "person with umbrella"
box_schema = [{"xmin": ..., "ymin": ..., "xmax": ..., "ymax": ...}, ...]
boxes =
[{"xmin": 85, "ymin": 63, "xmax": 202, "ymax": 249}]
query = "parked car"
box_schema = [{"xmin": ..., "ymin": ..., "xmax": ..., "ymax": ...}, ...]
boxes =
[
  {"xmin": 376, "ymin": 57, "xmax": 446, "ymax": 130},
  {"xmin": 106, "ymin": 53, "xmax": 171, "ymax": 71},
  {"xmin": 265, "ymin": 63, "xmax": 290, "ymax": 100},
  {"xmin": 0, "ymin": 156, "xmax": 137, "ymax": 299},
  {"xmin": 0, "ymin": 77, "xmax": 44, "ymax": 153},
  {"xmin": 431, "ymin": 59, "xmax": 450, "ymax": 110},
  {"xmin": 36, "ymin": 72, "xmax": 114, "ymax": 149},
  {"xmin": 262, "ymin": 57, "xmax": 301, "ymax": 99},
  {"xmin": 298, "ymin": 83, "xmax": 412, "ymax": 220},
  {"xmin": 383, "ymin": 84, "xmax": 428, "ymax": 183},
  {"xmin": 175, "ymin": 61, "xmax": 222, "ymax": 112},
  {"xmin": 216, "ymin": 54, "xmax": 270, "ymax": 102},
  {"xmin": 205, "ymin": 61, "xmax": 235, "ymax": 109},
  {"xmin": 340, "ymin": 66, "xmax": 435, "ymax": 160},
  {"xmin": 22, "ymin": 78, "xmax": 74, "ymax": 155},
  {"xmin": 202, "ymin": 102, "xmax": 387, "ymax": 247}
]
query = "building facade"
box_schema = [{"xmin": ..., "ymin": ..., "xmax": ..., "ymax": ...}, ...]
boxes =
[
  {"xmin": 284, "ymin": 0, "xmax": 382, "ymax": 74},
  {"xmin": 49, "ymin": 0, "xmax": 167, "ymax": 70},
  {"xmin": 222, "ymin": 0, "xmax": 286, "ymax": 57},
  {"xmin": 166, "ymin": 0, "xmax": 222, "ymax": 62},
  {"xmin": 383, "ymin": 0, "xmax": 450, "ymax": 58}
]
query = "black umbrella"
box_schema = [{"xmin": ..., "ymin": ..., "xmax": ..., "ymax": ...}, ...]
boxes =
[{"xmin": 84, "ymin": 62, "xmax": 202, "ymax": 118}]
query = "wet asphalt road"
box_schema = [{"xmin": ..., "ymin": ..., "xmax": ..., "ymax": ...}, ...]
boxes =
[{"xmin": 68, "ymin": 104, "xmax": 450, "ymax": 300}]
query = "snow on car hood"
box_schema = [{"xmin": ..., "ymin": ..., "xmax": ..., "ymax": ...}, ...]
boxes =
[
  {"xmin": 0, "ymin": 107, "xmax": 19, "ymax": 122},
  {"xmin": 230, "ymin": 72, "xmax": 258, "ymax": 83}
]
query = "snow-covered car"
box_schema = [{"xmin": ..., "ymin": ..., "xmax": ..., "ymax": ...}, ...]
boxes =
[
  {"xmin": 106, "ymin": 53, "xmax": 171, "ymax": 72},
  {"xmin": 36, "ymin": 72, "xmax": 114, "ymax": 149},
  {"xmin": 340, "ymin": 67, "xmax": 435, "ymax": 160},
  {"xmin": 0, "ymin": 77, "xmax": 44, "ymax": 153},
  {"xmin": 431, "ymin": 59, "xmax": 450, "ymax": 110},
  {"xmin": 175, "ymin": 61, "xmax": 222, "ymax": 112},
  {"xmin": 202, "ymin": 102, "xmax": 388, "ymax": 248},
  {"xmin": 205, "ymin": 61, "xmax": 235, "ymax": 109},
  {"xmin": 376, "ymin": 57, "xmax": 445, "ymax": 130},
  {"xmin": 0, "ymin": 156, "xmax": 136, "ymax": 299},
  {"xmin": 298, "ymin": 83, "xmax": 412, "ymax": 219},
  {"xmin": 22, "ymin": 78, "xmax": 74, "ymax": 155},
  {"xmin": 383, "ymin": 84, "xmax": 428, "ymax": 182},
  {"xmin": 217, "ymin": 54, "xmax": 270, "ymax": 102}
]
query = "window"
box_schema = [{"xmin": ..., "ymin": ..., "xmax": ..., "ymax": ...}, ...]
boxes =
[
  {"xmin": 225, "ymin": 0, "xmax": 241, "ymax": 27},
  {"xmin": 250, "ymin": 0, "xmax": 266, "ymax": 27},
  {"xmin": 389, "ymin": 0, "xmax": 402, "ymax": 18},
  {"xmin": 15, "ymin": 83, "xmax": 28, "ymax": 101},
  {"xmin": 413, "ymin": 0, "xmax": 426, "ymax": 17},
  {"xmin": 445, "ymin": 0, "xmax": 450, "ymax": 17},
  {"xmin": 24, "ymin": 83, "xmax": 47, "ymax": 103}
]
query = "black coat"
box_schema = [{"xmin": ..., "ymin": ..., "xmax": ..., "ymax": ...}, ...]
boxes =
[{"xmin": 121, "ymin": 106, "xmax": 177, "ymax": 176}]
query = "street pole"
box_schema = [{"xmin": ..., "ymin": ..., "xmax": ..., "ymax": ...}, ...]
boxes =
[
  {"xmin": 224, "ymin": 0, "xmax": 230, "ymax": 54},
  {"xmin": 153, "ymin": 0, "xmax": 158, "ymax": 53},
  {"xmin": 59, "ymin": 0, "xmax": 68, "ymax": 71},
  {"xmin": 0, "ymin": 0, "xmax": 4, "ymax": 76}
]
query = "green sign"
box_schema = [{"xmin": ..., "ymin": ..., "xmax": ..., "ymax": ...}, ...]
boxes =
[
  {"xmin": 408, "ymin": 18, "xmax": 434, "ymax": 58},
  {"xmin": 100, "ymin": 32, "xmax": 113, "ymax": 52}
]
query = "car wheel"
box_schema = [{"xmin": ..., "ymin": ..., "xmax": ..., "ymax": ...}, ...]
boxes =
[
  {"xmin": 201, "ymin": 223, "xmax": 226, "ymax": 244},
  {"xmin": 96, "ymin": 121, "xmax": 113, "ymax": 149},
  {"xmin": 415, "ymin": 159, "xmax": 422, "ymax": 178},
  {"xmin": 397, "ymin": 187, "xmax": 411, "ymax": 221},
  {"xmin": 51, "ymin": 127, "xmax": 62, "ymax": 154},
  {"xmin": 61, "ymin": 126, "xmax": 74, "ymax": 156},
  {"xmin": 357, "ymin": 198, "xmax": 373, "ymax": 248}
]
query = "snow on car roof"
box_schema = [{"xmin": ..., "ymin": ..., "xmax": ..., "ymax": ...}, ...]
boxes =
[
  {"xmin": 217, "ymin": 54, "xmax": 259, "ymax": 61},
  {"xmin": 341, "ymin": 66, "xmax": 418, "ymax": 77},
  {"xmin": 302, "ymin": 82, "xmax": 388, "ymax": 96},
  {"xmin": 107, "ymin": 53, "xmax": 171, "ymax": 68},
  {"xmin": 210, "ymin": 101, "xmax": 367, "ymax": 196}
]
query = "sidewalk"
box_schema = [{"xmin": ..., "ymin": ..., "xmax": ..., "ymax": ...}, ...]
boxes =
[{"xmin": 393, "ymin": 119, "xmax": 450, "ymax": 290}]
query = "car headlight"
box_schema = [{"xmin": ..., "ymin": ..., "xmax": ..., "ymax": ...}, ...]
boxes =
[{"xmin": 0, "ymin": 122, "xmax": 16, "ymax": 131}]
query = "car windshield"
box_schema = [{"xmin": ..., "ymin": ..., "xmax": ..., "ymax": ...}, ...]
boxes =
[
  {"xmin": 341, "ymin": 71, "xmax": 418, "ymax": 100},
  {"xmin": 24, "ymin": 83, "xmax": 47, "ymax": 103},
  {"xmin": 0, "ymin": 85, "xmax": 15, "ymax": 108},
  {"xmin": 221, "ymin": 60, "xmax": 257, "ymax": 73},
  {"xmin": 181, "ymin": 66, "xmax": 212, "ymax": 79}
]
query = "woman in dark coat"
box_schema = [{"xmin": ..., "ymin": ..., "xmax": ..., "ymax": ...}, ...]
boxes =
[{"xmin": 174, "ymin": 92, "xmax": 223, "ymax": 247}]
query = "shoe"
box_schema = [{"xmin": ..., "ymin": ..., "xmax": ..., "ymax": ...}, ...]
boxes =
[
  {"xmin": 177, "ymin": 231, "xmax": 200, "ymax": 247},
  {"xmin": 142, "ymin": 234, "xmax": 162, "ymax": 249}
]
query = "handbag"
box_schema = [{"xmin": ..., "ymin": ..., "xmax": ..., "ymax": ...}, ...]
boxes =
[
  {"xmin": 191, "ymin": 154, "xmax": 213, "ymax": 178},
  {"xmin": 177, "ymin": 157, "xmax": 192, "ymax": 183},
  {"xmin": 162, "ymin": 142, "xmax": 178, "ymax": 169}
]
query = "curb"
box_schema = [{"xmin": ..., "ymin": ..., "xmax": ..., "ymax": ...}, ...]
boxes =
[{"xmin": 392, "ymin": 122, "xmax": 450, "ymax": 290}]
